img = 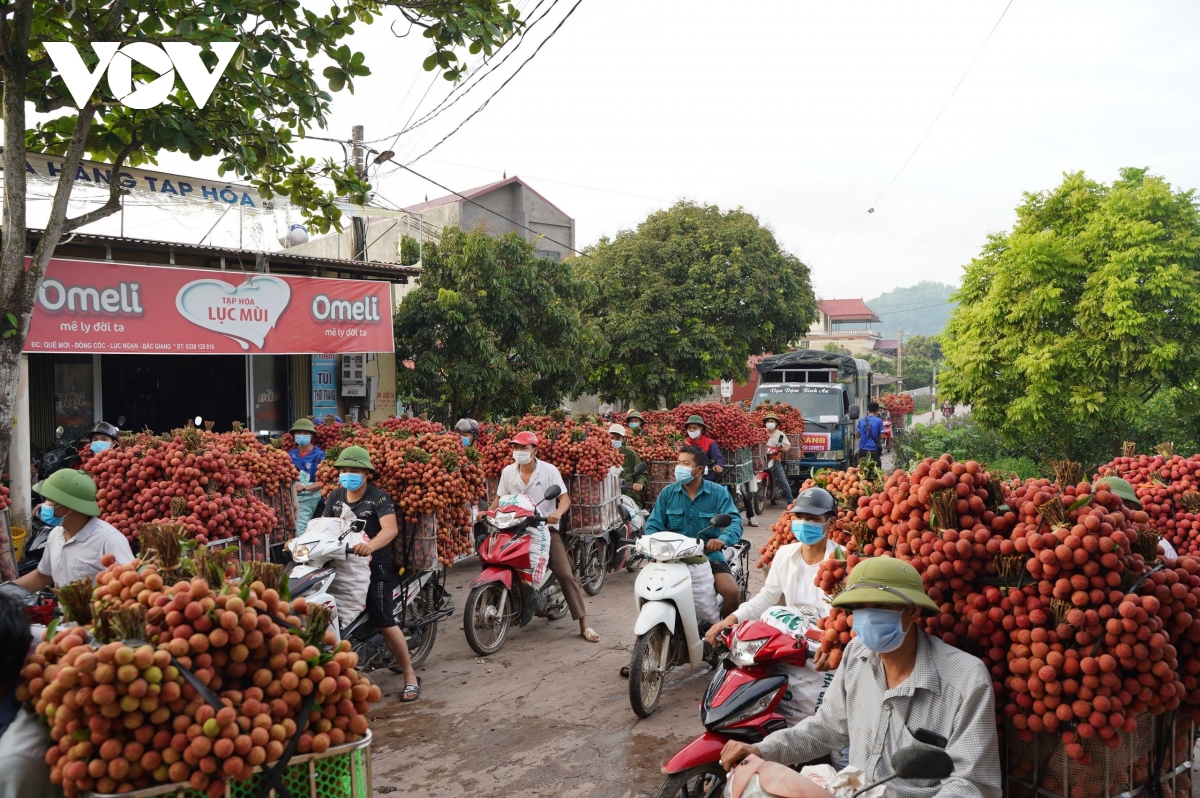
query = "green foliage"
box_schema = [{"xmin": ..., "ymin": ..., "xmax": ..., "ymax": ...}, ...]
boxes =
[
  {"xmin": 399, "ymin": 235, "xmax": 422, "ymax": 267},
  {"xmin": 894, "ymin": 415, "xmax": 1044, "ymax": 479},
  {"xmin": 866, "ymin": 281, "xmax": 958, "ymax": 339},
  {"xmin": 899, "ymin": 334, "xmax": 942, "ymax": 391},
  {"xmin": 393, "ymin": 229, "xmax": 601, "ymax": 419},
  {"xmin": 940, "ymin": 168, "xmax": 1200, "ymax": 464},
  {"xmin": 576, "ymin": 201, "xmax": 817, "ymax": 408},
  {"xmin": 15, "ymin": 0, "xmax": 523, "ymax": 232}
]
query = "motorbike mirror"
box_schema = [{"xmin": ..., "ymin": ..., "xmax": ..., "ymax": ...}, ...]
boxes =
[
  {"xmin": 194, "ymin": 416, "xmax": 203, "ymax": 427},
  {"xmin": 544, "ymin": 485, "xmax": 562, "ymax": 501},
  {"xmin": 632, "ymin": 462, "xmax": 649, "ymax": 475},
  {"xmin": 890, "ymin": 746, "xmax": 954, "ymax": 780},
  {"xmin": 710, "ymin": 513, "xmax": 732, "ymax": 528},
  {"xmin": 849, "ymin": 405, "xmax": 861, "ymax": 420},
  {"xmin": 116, "ymin": 415, "xmax": 126, "ymax": 427},
  {"xmin": 54, "ymin": 426, "xmax": 64, "ymax": 440}
]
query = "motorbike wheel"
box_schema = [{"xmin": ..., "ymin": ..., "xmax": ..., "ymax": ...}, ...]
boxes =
[
  {"xmin": 543, "ymin": 575, "xmax": 569, "ymax": 621},
  {"xmin": 581, "ymin": 539, "xmax": 606, "ymax": 596},
  {"xmin": 393, "ymin": 591, "xmax": 437, "ymax": 672},
  {"xmin": 751, "ymin": 481, "xmax": 766, "ymax": 515},
  {"xmin": 464, "ymin": 583, "xmax": 511, "ymax": 656},
  {"xmin": 629, "ymin": 624, "xmax": 671, "ymax": 718},
  {"xmin": 653, "ymin": 764, "xmax": 727, "ymax": 798}
]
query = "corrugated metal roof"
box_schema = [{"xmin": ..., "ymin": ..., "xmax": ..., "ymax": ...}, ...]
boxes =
[{"xmin": 401, "ymin": 175, "xmax": 570, "ymax": 219}]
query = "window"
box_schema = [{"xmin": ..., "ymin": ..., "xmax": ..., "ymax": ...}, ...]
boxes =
[
  {"xmin": 831, "ymin": 321, "xmax": 878, "ymax": 332},
  {"xmin": 537, "ymin": 249, "xmax": 561, "ymax": 262}
]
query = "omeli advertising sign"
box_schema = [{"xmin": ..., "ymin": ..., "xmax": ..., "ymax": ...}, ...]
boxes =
[{"xmin": 24, "ymin": 258, "xmax": 394, "ymax": 354}]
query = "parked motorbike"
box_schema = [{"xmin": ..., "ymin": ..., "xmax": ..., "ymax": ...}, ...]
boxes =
[
  {"xmin": 752, "ymin": 447, "xmax": 785, "ymax": 515},
  {"xmin": 16, "ymin": 514, "xmax": 54, "ymax": 576},
  {"xmin": 568, "ymin": 462, "xmax": 651, "ymax": 596},
  {"xmin": 284, "ymin": 519, "xmax": 448, "ymax": 672},
  {"xmin": 35, "ymin": 424, "xmax": 88, "ymax": 481},
  {"xmin": 464, "ymin": 485, "xmax": 569, "ymax": 656},
  {"xmin": 628, "ymin": 515, "xmax": 751, "ymax": 718}
]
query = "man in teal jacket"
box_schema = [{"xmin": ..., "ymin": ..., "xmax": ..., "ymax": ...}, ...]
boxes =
[{"xmin": 645, "ymin": 445, "xmax": 744, "ymax": 614}]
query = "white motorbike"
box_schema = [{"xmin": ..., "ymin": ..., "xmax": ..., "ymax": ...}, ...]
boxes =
[
  {"xmin": 627, "ymin": 513, "xmax": 750, "ymax": 718},
  {"xmin": 284, "ymin": 518, "xmax": 450, "ymax": 672}
]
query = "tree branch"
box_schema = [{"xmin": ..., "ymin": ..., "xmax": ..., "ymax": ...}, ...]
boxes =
[{"xmin": 61, "ymin": 139, "xmax": 137, "ymax": 234}]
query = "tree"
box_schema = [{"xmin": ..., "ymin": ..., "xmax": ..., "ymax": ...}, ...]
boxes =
[
  {"xmin": 576, "ymin": 201, "xmax": 817, "ymax": 408},
  {"xmin": 898, "ymin": 334, "xmax": 941, "ymax": 391},
  {"xmin": 0, "ymin": 0, "xmax": 525, "ymax": 471},
  {"xmin": 939, "ymin": 168, "xmax": 1200, "ymax": 465},
  {"xmin": 393, "ymin": 229, "xmax": 601, "ymax": 419}
]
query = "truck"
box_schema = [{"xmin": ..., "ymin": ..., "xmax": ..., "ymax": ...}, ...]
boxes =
[{"xmin": 749, "ymin": 350, "xmax": 872, "ymax": 481}]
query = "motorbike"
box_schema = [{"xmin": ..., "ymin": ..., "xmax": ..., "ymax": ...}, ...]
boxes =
[
  {"xmin": 283, "ymin": 519, "xmax": 449, "ymax": 672},
  {"xmin": 628, "ymin": 515, "xmax": 751, "ymax": 718},
  {"xmin": 752, "ymin": 447, "xmax": 784, "ymax": 515},
  {"xmin": 16, "ymin": 514, "xmax": 54, "ymax": 576},
  {"xmin": 567, "ymin": 463, "xmax": 651, "ymax": 596},
  {"xmin": 881, "ymin": 419, "xmax": 893, "ymax": 453},
  {"xmin": 463, "ymin": 485, "xmax": 569, "ymax": 656}
]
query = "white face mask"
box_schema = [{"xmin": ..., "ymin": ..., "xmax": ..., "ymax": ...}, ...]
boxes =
[
  {"xmin": 765, "ymin": 422, "xmax": 777, "ymax": 431},
  {"xmin": 687, "ymin": 429, "xmax": 702, "ymax": 440},
  {"xmin": 513, "ymin": 450, "xmax": 533, "ymax": 465}
]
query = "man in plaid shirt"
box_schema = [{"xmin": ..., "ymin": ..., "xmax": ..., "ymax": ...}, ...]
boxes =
[{"xmin": 720, "ymin": 558, "xmax": 1002, "ymax": 798}]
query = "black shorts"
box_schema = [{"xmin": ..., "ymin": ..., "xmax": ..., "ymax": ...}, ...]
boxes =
[
  {"xmin": 710, "ymin": 559, "xmax": 733, "ymax": 578},
  {"xmin": 367, "ymin": 562, "xmax": 400, "ymax": 629}
]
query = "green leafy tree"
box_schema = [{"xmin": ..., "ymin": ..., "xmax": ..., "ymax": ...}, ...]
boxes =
[
  {"xmin": 577, "ymin": 201, "xmax": 817, "ymax": 408},
  {"xmin": 897, "ymin": 334, "xmax": 941, "ymax": 391},
  {"xmin": 940, "ymin": 168, "xmax": 1200, "ymax": 465},
  {"xmin": 0, "ymin": 0, "xmax": 524, "ymax": 471},
  {"xmin": 394, "ymin": 230, "xmax": 601, "ymax": 419}
]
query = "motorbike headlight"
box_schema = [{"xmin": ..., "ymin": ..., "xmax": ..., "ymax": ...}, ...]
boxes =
[
  {"xmin": 495, "ymin": 512, "xmax": 515, "ymax": 528},
  {"xmin": 730, "ymin": 637, "xmax": 768, "ymax": 667},
  {"xmin": 648, "ymin": 538, "xmax": 678, "ymax": 560},
  {"xmin": 286, "ymin": 540, "xmax": 310, "ymax": 561}
]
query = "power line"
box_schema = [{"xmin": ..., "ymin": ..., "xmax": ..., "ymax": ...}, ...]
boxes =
[{"xmin": 873, "ymin": 299, "xmax": 958, "ymax": 316}]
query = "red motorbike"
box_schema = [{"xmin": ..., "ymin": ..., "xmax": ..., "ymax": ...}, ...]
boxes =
[
  {"xmin": 654, "ymin": 619, "xmax": 817, "ymax": 797},
  {"xmin": 463, "ymin": 486, "xmax": 569, "ymax": 656},
  {"xmin": 753, "ymin": 447, "xmax": 785, "ymax": 515},
  {"xmin": 881, "ymin": 419, "xmax": 893, "ymax": 453}
]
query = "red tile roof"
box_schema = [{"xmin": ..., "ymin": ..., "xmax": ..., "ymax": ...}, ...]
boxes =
[
  {"xmin": 818, "ymin": 299, "xmax": 881, "ymax": 322},
  {"xmin": 873, "ymin": 339, "xmax": 899, "ymax": 352},
  {"xmin": 401, "ymin": 175, "xmax": 569, "ymax": 218}
]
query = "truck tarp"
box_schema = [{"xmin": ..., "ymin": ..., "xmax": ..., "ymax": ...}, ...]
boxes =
[{"xmin": 756, "ymin": 351, "xmax": 865, "ymax": 379}]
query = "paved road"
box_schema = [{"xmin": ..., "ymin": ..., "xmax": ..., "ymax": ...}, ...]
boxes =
[{"xmin": 367, "ymin": 504, "xmax": 786, "ymax": 797}]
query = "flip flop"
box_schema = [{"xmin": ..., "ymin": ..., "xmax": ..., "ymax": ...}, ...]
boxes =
[
  {"xmin": 582, "ymin": 627, "xmax": 600, "ymax": 643},
  {"xmin": 400, "ymin": 677, "xmax": 422, "ymax": 703}
]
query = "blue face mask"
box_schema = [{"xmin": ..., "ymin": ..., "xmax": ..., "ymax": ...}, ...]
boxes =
[
  {"xmin": 791, "ymin": 519, "xmax": 826, "ymax": 545},
  {"xmin": 90, "ymin": 440, "xmax": 111, "ymax": 454},
  {"xmin": 674, "ymin": 465, "xmax": 696, "ymax": 483},
  {"xmin": 294, "ymin": 434, "xmax": 312, "ymax": 447},
  {"xmin": 629, "ymin": 422, "xmax": 640, "ymax": 429},
  {"xmin": 852, "ymin": 607, "xmax": 909, "ymax": 653},
  {"xmin": 461, "ymin": 436, "xmax": 472, "ymax": 447},
  {"xmin": 39, "ymin": 503, "xmax": 61, "ymax": 525},
  {"xmin": 613, "ymin": 439, "xmax": 623, "ymax": 449},
  {"xmin": 339, "ymin": 473, "xmax": 365, "ymax": 491}
]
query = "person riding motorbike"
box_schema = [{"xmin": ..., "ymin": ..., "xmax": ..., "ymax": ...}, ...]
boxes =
[
  {"xmin": 719, "ymin": 557, "xmax": 1003, "ymax": 798},
  {"xmin": 610, "ymin": 424, "xmax": 649, "ymax": 507},
  {"xmin": 288, "ymin": 418, "xmax": 325, "ymax": 536},
  {"xmin": 321, "ymin": 446, "xmax": 422, "ymax": 702},
  {"xmin": 455, "ymin": 419, "xmax": 493, "ymax": 555},
  {"xmin": 645, "ymin": 445, "xmax": 744, "ymax": 615},
  {"xmin": 490, "ymin": 431, "xmax": 600, "ymax": 643},
  {"xmin": 86, "ymin": 421, "xmax": 119, "ymax": 454},
  {"xmin": 684, "ymin": 415, "xmax": 759, "ymax": 527},
  {"xmin": 13, "ymin": 469, "xmax": 133, "ymax": 591},
  {"xmin": 762, "ymin": 413, "xmax": 794, "ymax": 504},
  {"xmin": 626, "ymin": 409, "xmax": 645, "ymax": 436}
]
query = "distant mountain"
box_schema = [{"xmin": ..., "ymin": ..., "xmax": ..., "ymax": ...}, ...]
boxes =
[{"xmin": 866, "ymin": 281, "xmax": 958, "ymax": 339}]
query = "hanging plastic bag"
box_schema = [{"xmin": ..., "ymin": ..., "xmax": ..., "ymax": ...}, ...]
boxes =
[
  {"xmin": 528, "ymin": 522, "xmax": 552, "ymax": 588},
  {"xmin": 689, "ymin": 560, "xmax": 721, "ymax": 623},
  {"xmin": 761, "ymin": 605, "xmax": 835, "ymax": 723},
  {"xmin": 325, "ymin": 505, "xmax": 370, "ymax": 635}
]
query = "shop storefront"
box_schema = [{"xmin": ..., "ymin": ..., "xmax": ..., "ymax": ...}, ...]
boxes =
[{"xmin": 18, "ymin": 232, "xmax": 413, "ymax": 450}]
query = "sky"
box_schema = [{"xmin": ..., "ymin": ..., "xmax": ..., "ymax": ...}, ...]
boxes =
[{"xmin": 25, "ymin": 1, "xmax": 1200, "ymax": 299}]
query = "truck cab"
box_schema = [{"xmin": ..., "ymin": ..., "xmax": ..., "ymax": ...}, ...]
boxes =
[{"xmin": 749, "ymin": 351, "xmax": 872, "ymax": 478}]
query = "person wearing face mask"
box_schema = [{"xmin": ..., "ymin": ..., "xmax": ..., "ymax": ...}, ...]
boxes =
[
  {"xmin": 455, "ymin": 419, "xmax": 493, "ymax": 554},
  {"xmin": 609, "ymin": 424, "xmax": 649, "ymax": 507},
  {"xmin": 13, "ymin": 469, "xmax": 133, "ymax": 592},
  {"xmin": 625, "ymin": 409, "xmax": 645, "ymax": 436},
  {"xmin": 645, "ymin": 446, "xmax": 744, "ymax": 614},
  {"xmin": 682, "ymin": 415, "xmax": 725, "ymax": 482},
  {"xmin": 761, "ymin": 413, "xmax": 795, "ymax": 505},
  {"xmin": 86, "ymin": 421, "xmax": 120, "ymax": 455},
  {"xmin": 491, "ymin": 432, "xmax": 599, "ymax": 643},
  {"xmin": 719, "ymin": 557, "xmax": 1002, "ymax": 798},
  {"xmin": 287, "ymin": 419, "xmax": 326, "ymax": 536},
  {"xmin": 321, "ymin": 446, "xmax": 422, "ymax": 702}
]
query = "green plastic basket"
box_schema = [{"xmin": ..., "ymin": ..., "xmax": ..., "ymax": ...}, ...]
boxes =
[{"xmin": 85, "ymin": 730, "xmax": 372, "ymax": 798}]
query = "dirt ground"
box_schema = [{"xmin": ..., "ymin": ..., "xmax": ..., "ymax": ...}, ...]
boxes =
[{"xmin": 366, "ymin": 504, "xmax": 787, "ymax": 798}]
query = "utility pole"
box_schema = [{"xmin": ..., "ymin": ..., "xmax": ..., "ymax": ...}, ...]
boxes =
[
  {"xmin": 350, "ymin": 125, "xmax": 367, "ymax": 262},
  {"xmin": 897, "ymin": 324, "xmax": 903, "ymax": 391}
]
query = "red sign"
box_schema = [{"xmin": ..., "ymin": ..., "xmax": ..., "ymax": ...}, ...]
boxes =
[
  {"xmin": 801, "ymin": 432, "xmax": 831, "ymax": 453},
  {"xmin": 23, "ymin": 258, "xmax": 394, "ymax": 355}
]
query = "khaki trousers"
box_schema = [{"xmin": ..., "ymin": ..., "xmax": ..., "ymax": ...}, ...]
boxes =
[{"xmin": 548, "ymin": 530, "xmax": 587, "ymax": 622}]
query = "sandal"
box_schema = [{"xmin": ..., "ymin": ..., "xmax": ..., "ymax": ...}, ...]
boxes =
[
  {"xmin": 619, "ymin": 665, "xmax": 630, "ymax": 678},
  {"xmin": 400, "ymin": 677, "xmax": 422, "ymax": 703},
  {"xmin": 582, "ymin": 627, "xmax": 600, "ymax": 643}
]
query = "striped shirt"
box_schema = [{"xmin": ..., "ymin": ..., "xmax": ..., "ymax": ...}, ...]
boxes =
[{"xmin": 756, "ymin": 632, "xmax": 1002, "ymax": 798}]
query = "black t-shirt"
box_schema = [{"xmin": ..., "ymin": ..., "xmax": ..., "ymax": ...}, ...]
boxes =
[{"xmin": 323, "ymin": 485, "xmax": 397, "ymax": 565}]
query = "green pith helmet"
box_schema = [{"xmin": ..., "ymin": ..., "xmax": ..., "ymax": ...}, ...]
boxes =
[
  {"xmin": 831, "ymin": 557, "xmax": 941, "ymax": 616},
  {"xmin": 763, "ymin": 413, "xmax": 780, "ymax": 423},
  {"xmin": 34, "ymin": 469, "xmax": 101, "ymax": 516},
  {"xmin": 685, "ymin": 415, "xmax": 706, "ymax": 428},
  {"xmin": 1100, "ymin": 477, "xmax": 1142, "ymax": 509},
  {"xmin": 290, "ymin": 418, "xmax": 317, "ymax": 434},
  {"xmin": 626, "ymin": 409, "xmax": 644, "ymax": 422},
  {"xmin": 334, "ymin": 446, "xmax": 375, "ymax": 471}
]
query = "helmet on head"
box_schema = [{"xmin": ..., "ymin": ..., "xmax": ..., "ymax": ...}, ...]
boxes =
[
  {"xmin": 1100, "ymin": 477, "xmax": 1142, "ymax": 509},
  {"xmin": 626, "ymin": 409, "xmax": 644, "ymax": 422},
  {"xmin": 454, "ymin": 418, "xmax": 481, "ymax": 435},
  {"xmin": 35, "ymin": 469, "xmax": 101, "ymax": 516},
  {"xmin": 510, "ymin": 431, "xmax": 539, "ymax": 447},
  {"xmin": 90, "ymin": 421, "xmax": 119, "ymax": 440},
  {"xmin": 831, "ymin": 557, "xmax": 940, "ymax": 616},
  {"xmin": 290, "ymin": 418, "xmax": 317, "ymax": 434},
  {"xmin": 333, "ymin": 446, "xmax": 375, "ymax": 471},
  {"xmin": 608, "ymin": 423, "xmax": 627, "ymax": 437},
  {"xmin": 791, "ymin": 487, "xmax": 836, "ymax": 517},
  {"xmin": 685, "ymin": 415, "xmax": 706, "ymax": 428},
  {"xmin": 763, "ymin": 413, "xmax": 780, "ymax": 424}
]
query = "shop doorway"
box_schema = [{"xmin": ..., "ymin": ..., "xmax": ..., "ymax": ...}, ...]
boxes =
[{"xmin": 101, "ymin": 354, "xmax": 248, "ymax": 433}]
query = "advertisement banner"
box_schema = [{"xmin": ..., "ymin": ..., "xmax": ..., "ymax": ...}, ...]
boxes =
[
  {"xmin": 312, "ymin": 356, "xmax": 339, "ymax": 418},
  {"xmin": 24, "ymin": 258, "xmax": 394, "ymax": 355},
  {"xmin": 801, "ymin": 432, "xmax": 831, "ymax": 453}
]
